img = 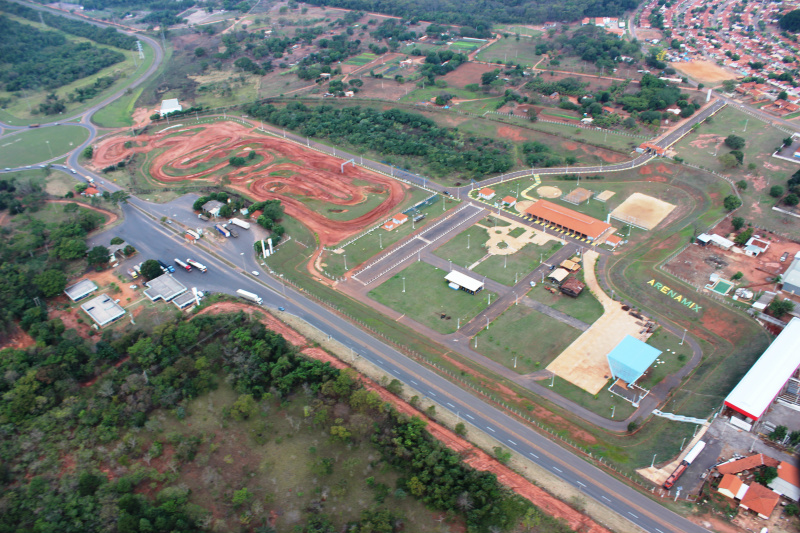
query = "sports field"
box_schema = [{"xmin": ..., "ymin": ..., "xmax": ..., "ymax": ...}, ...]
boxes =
[
  {"xmin": 368, "ymin": 261, "xmax": 497, "ymax": 334},
  {"xmin": 0, "ymin": 126, "xmax": 89, "ymax": 167},
  {"xmin": 345, "ymin": 53, "xmax": 379, "ymax": 66},
  {"xmin": 472, "ymin": 304, "xmax": 582, "ymax": 374},
  {"xmin": 475, "ymin": 36, "xmax": 544, "ymax": 67}
]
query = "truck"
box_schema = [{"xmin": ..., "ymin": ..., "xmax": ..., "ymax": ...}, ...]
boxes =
[
  {"xmin": 230, "ymin": 217, "xmax": 251, "ymax": 230},
  {"xmin": 185, "ymin": 229, "xmax": 200, "ymax": 240},
  {"xmin": 236, "ymin": 289, "xmax": 263, "ymax": 305},
  {"xmin": 215, "ymin": 224, "xmax": 230, "ymax": 238},
  {"xmin": 198, "ymin": 214, "xmax": 210, "ymax": 221},
  {"xmin": 186, "ymin": 259, "xmax": 207, "ymax": 272},
  {"xmin": 228, "ymin": 227, "xmax": 239, "ymax": 238},
  {"xmin": 157, "ymin": 259, "xmax": 175, "ymax": 273},
  {"xmin": 175, "ymin": 258, "xmax": 192, "ymax": 271},
  {"xmin": 663, "ymin": 440, "xmax": 706, "ymax": 490}
]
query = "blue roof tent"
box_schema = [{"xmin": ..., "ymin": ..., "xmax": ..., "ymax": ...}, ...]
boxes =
[{"xmin": 606, "ymin": 336, "xmax": 662, "ymax": 384}]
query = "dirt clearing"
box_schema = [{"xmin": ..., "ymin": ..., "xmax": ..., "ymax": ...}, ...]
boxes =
[
  {"xmin": 610, "ymin": 192, "xmax": 676, "ymax": 230},
  {"xmin": 442, "ymin": 61, "xmax": 500, "ymax": 88},
  {"xmin": 672, "ymin": 60, "xmax": 735, "ymax": 85}
]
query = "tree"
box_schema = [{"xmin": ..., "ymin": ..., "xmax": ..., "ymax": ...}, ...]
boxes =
[
  {"xmin": 123, "ymin": 245, "xmax": 136, "ymax": 256},
  {"xmin": 722, "ymin": 79, "xmax": 737, "ymax": 93},
  {"xmin": 33, "ymin": 270, "xmax": 67, "ymax": 298},
  {"xmin": 232, "ymin": 487, "xmax": 252, "ymax": 507},
  {"xmin": 481, "ymin": 69, "xmax": 499, "ymax": 85},
  {"xmin": 229, "ymin": 394, "xmax": 257, "ymax": 420},
  {"xmin": 779, "ymin": 9, "xmax": 800, "ymax": 32},
  {"xmin": 732, "ymin": 271, "xmax": 743, "ymax": 280},
  {"xmin": 57, "ymin": 239, "xmax": 87, "ymax": 260},
  {"xmin": 736, "ymin": 180, "xmax": 747, "ymax": 191},
  {"xmin": 734, "ymin": 227, "xmax": 753, "ymax": 245},
  {"xmin": 769, "ymin": 299, "xmax": 795, "ymax": 318},
  {"xmin": 770, "ymin": 185, "xmax": 784, "ymax": 198},
  {"xmin": 82, "ymin": 146, "xmax": 93, "ymax": 158},
  {"xmin": 755, "ymin": 466, "xmax": 779, "ymax": 485},
  {"xmin": 110, "ymin": 236, "xmax": 124, "ymax": 245},
  {"xmin": 87, "ymin": 245, "xmax": 110, "ymax": 266},
  {"xmin": 731, "ymin": 216, "xmax": 745, "ymax": 230},
  {"xmin": 229, "ymin": 156, "xmax": 247, "ymax": 167},
  {"xmin": 194, "ymin": 47, "xmax": 206, "ymax": 57},
  {"xmin": 140, "ymin": 259, "xmax": 163, "ymax": 280},
  {"xmin": 723, "ymin": 195, "xmax": 742, "ymax": 211},
  {"xmin": 725, "ymin": 135, "xmax": 746, "ymax": 150},
  {"xmin": 779, "ymin": 90, "xmax": 789, "ymax": 101},
  {"xmin": 719, "ymin": 153, "xmax": 739, "ymax": 169},
  {"xmin": 784, "ymin": 137, "xmax": 794, "ymax": 147},
  {"xmin": 785, "ymin": 193, "xmax": 799, "ymax": 206}
]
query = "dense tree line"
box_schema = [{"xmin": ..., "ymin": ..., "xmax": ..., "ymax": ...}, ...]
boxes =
[
  {"xmin": 244, "ymin": 102, "xmax": 513, "ymax": 178},
  {"xmin": 309, "ymin": 0, "xmax": 638, "ymax": 27},
  {"xmin": 0, "ymin": 0, "xmax": 137, "ymax": 49},
  {"xmin": 0, "ymin": 16, "xmax": 125, "ymax": 91},
  {"xmin": 521, "ymin": 141, "xmax": 576, "ymax": 168},
  {"xmin": 542, "ymin": 25, "xmax": 641, "ymax": 71}
]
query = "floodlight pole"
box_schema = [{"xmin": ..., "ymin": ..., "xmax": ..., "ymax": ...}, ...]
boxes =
[
  {"xmin": 467, "ymin": 234, "xmax": 470, "ymax": 249},
  {"xmin": 651, "ymin": 454, "xmax": 657, "ymax": 468},
  {"xmin": 486, "ymin": 316, "xmax": 489, "ymax": 330},
  {"xmin": 611, "ymin": 406, "xmax": 615, "ymax": 418},
  {"xmin": 474, "ymin": 336, "xmax": 477, "ymax": 348},
  {"xmin": 344, "ymin": 254, "xmax": 347, "ymax": 271},
  {"xmin": 550, "ymin": 373, "xmax": 555, "ymax": 387},
  {"xmin": 681, "ymin": 437, "xmax": 686, "ymax": 450},
  {"xmin": 402, "ymin": 277, "xmax": 406, "ymax": 293},
  {"xmin": 514, "ymin": 356, "xmax": 517, "ymax": 368},
  {"xmin": 680, "ymin": 328, "xmax": 687, "ymax": 345},
  {"xmin": 379, "ymin": 233, "xmax": 382, "ymax": 249}
]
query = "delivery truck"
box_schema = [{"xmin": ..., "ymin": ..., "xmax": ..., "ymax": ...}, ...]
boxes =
[
  {"xmin": 236, "ymin": 289, "xmax": 262, "ymax": 305},
  {"xmin": 215, "ymin": 224, "xmax": 230, "ymax": 238},
  {"xmin": 230, "ymin": 217, "xmax": 251, "ymax": 230},
  {"xmin": 174, "ymin": 258, "xmax": 192, "ymax": 271},
  {"xmin": 186, "ymin": 259, "xmax": 207, "ymax": 272}
]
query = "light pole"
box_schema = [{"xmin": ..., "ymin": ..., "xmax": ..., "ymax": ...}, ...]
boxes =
[
  {"xmin": 486, "ymin": 316, "xmax": 489, "ymax": 330},
  {"xmin": 611, "ymin": 406, "xmax": 615, "ymax": 418},
  {"xmin": 343, "ymin": 254, "xmax": 347, "ymax": 271},
  {"xmin": 550, "ymin": 373, "xmax": 555, "ymax": 387},
  {"xmin": 513, "ymin": 291, "xmax": 518, "ymax": 305},
  {"xmin": 45, "ymin": 140, "xmax": 53, "ymax": 158},
  {"xmin": 402, "ymin": 276, "xmax": 406, "ymax": 293},
  {"xmin": 680, "ymin": 328, "xmax": 687, "ymax": 345},
  {"xmin": 240, "ymin": 252, "xmax": 245, "ymax": 271},
  {"xmin": 449, "ymin": 259, "xmax": 452, "ymax": 271},
  {"xmin": 379, "ymin": 233, "xmax": 382, "ymax": 249},
  {"xmin": 651, "ymin": 454, "xmax": 657, "ymax": 468},
  {"xmin": 467, "ymin": 234, "xmax": 470, "ymax": 249},
  {"xmin": 504, "ymin": 255, "xmax": 507, "ymax": 269},
  {"xmin": 513, "ymin": 355, "xmax": 517, "ymax": 368}
]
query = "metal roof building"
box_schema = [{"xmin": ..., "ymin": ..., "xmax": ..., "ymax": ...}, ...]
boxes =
[
  {"xmin": 444, "ymin": 271, "xmax": 484, "ymax": 294},
  {"xmin": 81, "ymin": 294, "xmax": 126, "ymax": 327},
  {"xmin": 783, "ymin": 252, "xmax": 800, "ymax": 295},
  {"xmin": 160, "ymin": 98, "xmax": 182, "ymax": 116},
  {"xmin": 143, "ymin": 274, "xmax": 188, "ymax": 302},
  {"xmin": 64, "ymin": 279, "xmax": 98, "ymax": 302},
  {"xmin": 724, "ymin": 317, "xmax": 800, "ymax": 422},
  {"xmin": 606, "ymin": 335, "xmax": 662, "ymax": 384}
]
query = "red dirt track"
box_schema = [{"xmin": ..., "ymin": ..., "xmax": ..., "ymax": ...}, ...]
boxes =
[{"xmin": 93, "ymin": 121, "xmax": 410, "ymax": 246}]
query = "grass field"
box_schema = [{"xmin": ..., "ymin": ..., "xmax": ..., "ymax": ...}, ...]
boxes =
[
  {"xmin": 492, "ymin": 25, "xmax": 544, "ymax": 38},
  {"xmin": 433, "ymin": 224, "xmax": 493, "ymax": 268},
  {"xmin": 5, "ymin": 167, "xmax": 76, "ymax": 197},
  {"xmin": 368, "ymin": 261, "xmax": 497, "ymax": 334},
  {"xmin": 448, "ymin": 40, "xmax": 482, "ymax": 52},
  {"xmin": 638, "ymin": 327, "xmax": 691, "ymax": 390},
  {"xmin": 0, "ymin": 14, "xmax": 155, "ymax": 126},
  {"xmin": 345, "ymin": 52, "xmax": 379, "ymax": 66},
  {"xmin": 473, "ymin": 241, "xmax": 563, "ymax": 286},
  {"xmin": 472, "ymin": 304, "xmax": 582, "ymax": 374},
  {"xmin": 0, "ymin": 126, "xmax": 89, "ymax": 167},
  {"xmin": 526, "ymin": 278, "xmax": 604, "ymax": 324},
  {"xmin": 475, "ymin": 36, "xmax": 545, "ymax": 67},
  {"xmin": 400, "ymin": 86, "xmax": 483, "ymax": 104}
]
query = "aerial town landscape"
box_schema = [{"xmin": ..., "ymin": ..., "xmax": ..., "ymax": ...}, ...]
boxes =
[{"xmin": 2, "ymin": 0, "xmax": 800, "ymax": 532}]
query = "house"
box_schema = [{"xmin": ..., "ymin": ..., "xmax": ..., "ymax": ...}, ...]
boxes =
[
  {"xmin": 605, "ymin": 234, "xmax": 623, "ymax": 249},
  {"xmin": 64, "ymin": 279, "xmax": 98, "ymax": 302},
  {"xmin": 320, "ymin": 72, "xmax": 331, "ymax": 78},
  {"xmin": 717, "ymin": 454, "xmax": 780, "ymax": 475},
  {"xmin": 782, "ymin": 251, "xmax": 800, "ymax": 295},
  {"xmin": 739, "ymin": 483, "xmax": 780, "ymax": 519},
  {"xmin": 382, "ymin": 212, "xmax": 409, "ymax": 231},
  {"xmin": 751, "ymin": 291, "xmax": 776, "ymax": 311},
  {"xmin": 769, "ymin": 461, "xmax": 800, "ymax": 501},
  {"xmin": 696, "ymin": 233, "xmax": 735, "ymax": 250},
  {"xmin": 82, "ymin": 186, "xmax": 100, "ymax": 197},
  {"xmin": 560, "ymin": 259, "xmax": 580, "ymax": 271},
  {"xmin": 560, "ymin": 277, "xmax": 586, "ymax": 297},
  {"xmin": 81, "ymin": 294, "xmax": 126, "ymax": 327},
  {"xmin": 718, "ymin": 474, "xmax": 745, "ymax": 499},
  {"xmin": 524, "ymin": 200, "xmax": 611, "ymax": 241},
  {"xmin": 548, "ymin": 267, "xmax": 570, "ymax": 284},
  {"xmin": 201, "ymin": 199, "xmax": 225, "ymax": 217},
  {"xmin": 160, "ymin": 98, "xmax": 182, "ymax": 117},
  {"xmin": 478, "ymin": 188, "xmax": 496, "ymax": 201},
  {"xmin": 744, "ymin": 237, "xmax": 770, "ymax": 257},
  {"xmin": 500, "ymin": 196, "xmax": 517, "ymax": 207}
]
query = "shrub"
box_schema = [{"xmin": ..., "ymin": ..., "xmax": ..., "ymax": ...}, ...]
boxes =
[
  {"xmin": 723, "ymin": 195, "xmax": 742, "ymax": 211},
  {"xmin": 731, "ymin": 216, "xmax": 745, "ymax": 230},
  {"xmin": 770, "ymin": 185, "xmax": 784, "ymax": 198},
  {"xmin": 785, "ymin": 193, "xmax": 799, "ymax": 206}
]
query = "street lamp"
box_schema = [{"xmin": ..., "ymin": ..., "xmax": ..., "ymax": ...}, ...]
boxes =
[
  {"xmin": 45, "ymin": 140, "xmax": 53, "ymax": 158},
  {"xmin": 680, "ymin": 328, "xmax": 687, "ymax": 345},
  {"xmin": 402, "ymin": 276, "xmax": 405, "ymax": 293},
  {"xmin": 513, "ymin": 291, "xmax": 518, "ymax": 305},
  {"xmin": 611, "ymin": 406, "xmax": 615, "ymax": 418},
  {"xmin": 651, "ymin": 454, "xmax": 657, "ymax": 468}
]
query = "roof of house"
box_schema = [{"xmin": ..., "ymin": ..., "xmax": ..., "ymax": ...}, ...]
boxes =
[
  {"xmin": 202, "ymin": 199, "xmax": 225, "ymax": 213},
  {"xmin": 524, "ymin": 200, "xmax": 611, "ymax": 239},
  {"xmin": 777, "ymin": 461, "xmax": 800, "ymax": 487},
  {"xmin": 606, "ymin": 234, "xmax": 622, "ymax": 245},
  {"xmin": 80, "ymin": 293, "xmax": 125, "ymax": 326},
  {"xmin": 770, "ymin": 461, "xmax": 800, "ymax": 501},
  {"xmin": 502, "ymin": 196, "xmax": 517, "ymax": 204},
  {"xmin": 606, "ymin": 335, "xmax": 662, "ymax": 384},
  {"xmin": 548, "ymin": 267, "xmax": 570, "ymax": 283},
  {"xmin": 64, "ymin": 278, "xmax": 98, "ymax": 301},
  {"xmin": 394, "ymin": 213, "xmax": 409, "ymax": 222},
  {"xmin": 160, "ymin": 98, "xmax": 181, "ymax": 114},
  {"xmin": 718, "ymin": 474, "xmax": 744, "ymax": 497},
  {"xmin": 143, "ymin": 274, "xmax": 188, "ymax": 302},
  {"xmin": 717, "ymin": 454, "xmax": 780, "ymax": 475},
  {"xmin": 745, "ymin": 237, "xmax": 770, "ymax": 251},
  {"xmin": 740, "ymin": 482, "xmax": 780, "ymax": 517},
  {"xmin": 84, "ymin": 186, "xmax": 100, "ymax": 196},
  {"xmin": 560, "ymin": 277, "xmax": 586, "ymax": 295},
  {"xmin": 724, "ymin": 317, "xmax": 800, "ymax": 420},
  {"xmin": 560, "ymin": 259, "xmax": 579, "ymax": 271},
  {"xmin": 445, "ymin": 270, "xmax": 484, "ymax": 292},
  {"xmin": 479, "ymin": 188, "xmax": 495, "ymax": 196},
  {"xmin": 784, "ymin": 256, "xmax": 800, "ymax": 292}
]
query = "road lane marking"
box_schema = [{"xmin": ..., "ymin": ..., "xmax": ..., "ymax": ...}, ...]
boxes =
[
  {"xmin": 507, "ymin": 439, "xmax": 517, "ymax": 446},
  {"xmin": 410, "ymin": 380, "xmax": 418, "ymax": 385},
  {"xmin": 628, "ymin": 512, "xmax": 638, "ymax": 519},
  {"xmin": 655, "ymin": 529, "xmax": 665, "ymax": 533},
  {"xmin": 392, "ymin": 369, "xmax": 400, "ymax": 375},
  {"xmin": 428, "ymin": 391, "xmax": 436, "ymax": 397},
  {"xmin": 577, "ymin": 482, "xmax": 586, "ymax": 488},
  {"xmin": 447, "ymin": 402, "xmax": 455, "ymax": 408},
  {"xmin": 553, "ymin": 467, "xmax": 562, "ymax": 473},
  {"xmin": 486, "ymin": 426, "xmax": 496, "ymax": 433},
  {"xmin": 465, "ymin": 414, "xmax": 475, "ymax": 420},
  {"xmin": 601, "ymin": 496, "xmax": 611, "ymax": 502},
  {"xmin": 529, "ymin": 452, "xmax": 538, "ymax": 459}
]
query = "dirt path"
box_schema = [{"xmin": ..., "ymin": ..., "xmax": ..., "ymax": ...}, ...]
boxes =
[{"xmin": 194, "ymin": 302, "xmax": 611, "ymax": 532}]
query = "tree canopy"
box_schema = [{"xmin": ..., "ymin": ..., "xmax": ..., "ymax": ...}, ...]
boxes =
[{"xmin": 780, "ymin": 9, "xmax": 800, "ymax": 32}]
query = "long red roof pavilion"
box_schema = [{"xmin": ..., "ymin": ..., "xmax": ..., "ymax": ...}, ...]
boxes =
[{"xmin": 524, "ymin": 199, "xmax": 611, "ymax": 240}]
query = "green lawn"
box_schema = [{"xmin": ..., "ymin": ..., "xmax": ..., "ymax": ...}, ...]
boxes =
[
  {"xmin": 473, "ymin": 241, "xmax": 563, "ymax": 286},
  {"xmin": 433, "ymin": 224, "xmax": 493, "ymax": 268},
  {"xmin": 400, "ymin": 86, "xmax": 484, "ymax": 104},
  {"xmin": 475, "ymin": 35, "xmax": 546, "ymax": 67},
  {"xmin": 472, "ymin": 304, "xmax": 582, "ymax": 373},
  {"xmin": 5, "ymin": 167, "xmax": 76, "ymax": 197},
  {"xmin": 0, "ymin": 126, "xmax": 89, "ymax": 167},
  {"xmin": 368, "ymin": 261, "xmax": 497, "ymax": 334},
  {"xmin": 344, "ymin": 52, "xmax": 378, "ymax": 66},
  {"xmin": 526, "ymin": 280, "xmax": 604, "ymax": 324},
  {"xmin": 492, "ymin": 25, "xmax": 544, "ymax": 38},
  {"xmin": 637, "ymin": 327, "xmax": 692, "ymax": 390}
]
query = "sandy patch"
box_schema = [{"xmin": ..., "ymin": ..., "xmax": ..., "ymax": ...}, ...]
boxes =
[
  {"xmin": 595, "ymin": 190, "xmax": 615, "ymax": 202},
  {"xmin": 671, "ymin": 60, "xmax": 735, "ymax": 85},
  {"xmin": 483, "ymin": 217, "xmax": 561, "ymax": 255},
  {"xmin": 610, "ymin": 192, "xmax": 676, "ymax": 230},
  {"xmin": 515, "ymin": 199, "xmax": 534, "ymax": 213},
  {"xmin": 538, "ymin": 186, "xmax": 562, "ymax": 198},
  {"xmin": 496, "ymin": 125, "xmax": 526, "ymax": 141}
]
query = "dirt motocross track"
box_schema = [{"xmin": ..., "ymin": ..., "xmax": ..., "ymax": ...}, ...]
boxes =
[{"xmin": 93, "ymin": 121, "xmax": 411, "ymax": 246}]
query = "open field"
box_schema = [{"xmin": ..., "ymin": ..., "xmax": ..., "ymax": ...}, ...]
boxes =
[
  {"xmin": 433, "ymin": 223, "xmax": 493, "ymax": 267},
  {"xmin": 671, "ymin": 106, "xmax": 800, "ymax": 237},
  {"xmin": 493, "ymin": 25, "xmax": 544, "ymax": 38},
  {"xmin": 671, "ymin": 60, "xmax": 734, "ymax": 85},
  {"xmin": 0, "ymin": 14, "xmax": 154, "ymax": 125},
  {"xmin": 610, "ymin": 192, "xmax": 676, "ymax": 230},
  {"xmin": 472, "ymin": 304, "xmax": 583, "ymax": 374},
  {"xmin": 0, "ymin": 126, "xmax": 89, "ymax": 167},
  {"xmin": 5, "ymin": 167, "xmax": 76, "ymax": 197},
  {"xmin": 441, "ymin": 62, "xmax": 500, "ymax": 89},
  {"xmin": 526, "ymin": 280, "xmax": 604, "ymax": 324},
  {"xmin": 368, "ymin": 261, "xmax": 497, "ymax": 334},
  {"xmin": 475, "ymin": 35, "xmax": 545, "ymax": 67},
  {"xmin": 94, "ymin": 121, "xmax": 412, "ymax": 246},
  {"xmin": 344, "ymin": 52, "xmax": 379, "ymax": 66}
]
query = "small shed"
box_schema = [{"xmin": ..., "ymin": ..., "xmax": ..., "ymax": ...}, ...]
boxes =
[
  {"xmin": 64, "ymin": 279, "xmax": 98, "ymax": 302},
  {"xmin": 605, "ymin": 234, "xmax": 622, "ymax": 249},
  {"xmin": 751, "ymin": 291, "xmax": 775, "ymax": 311},
  {"xmin": 500, "ymin": 196, "xmax": 517, "ymax": 207},
  {"xmin": 201, "ymin": 200, "xmax": 225, "ymax": 217},
  {"xmin": 547, "ymin": 267, "xmax": 570, "ymax": 284},
  {"xmin": 81, "ymin": 294, "xmax": 126, "ymax": 327},
  {"xmin": 560, "ymin": 259, "xmax": 580, "ymax": 272},
  {"xmin": 744, "ymin": 237, "xmax": 770, "ymax": 257},
  {"xmin": 560, "ymin": 277, "xmax": 586, "ymax": 297},
  {"xmin": 444, "ymin": 271, "xmax": 484, "ymax": 294},
  {"xmin": 160, "ymin": 98, "xmax": 182, "ymax": 117},
  {"xmin": 606, "ymin": 336, "xmax": 662, "ymax": 385}
]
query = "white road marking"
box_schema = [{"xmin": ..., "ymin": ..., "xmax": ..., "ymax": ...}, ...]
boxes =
[
  {"xmin": 655, "ymin": 528, "xmax": 665, "ymax": 533},
  {"xmin": 529, "ymin": 452, "xmax": 539, "ymax": 459},
  {"xmin": 392, "ymin": 369, "xmax": 400, "ymax": 375},
  {"xmin": 486, "ymin": 426, "xmax": 496, "ymax": 433},
  {"xmin": 507, "ymin": 439, "xmax": 517, "ymax": 446},
  {"xmin": 466, "ymin": 414, "xmax": 475, "ymax": 420},
  {"xmin": 553, "ymin": 467, "xmax": 562, "ymax": 473},
  {"xmin": 601, "ymin": 496, "xmax": 611, "ymax": 502},
  {"xmin": 447, "ymin": 402, "xmax": 455, "ymax": 407},
  {"xmin": 628, "ymin": 512, "xmax": 638, "ymax": 519}
]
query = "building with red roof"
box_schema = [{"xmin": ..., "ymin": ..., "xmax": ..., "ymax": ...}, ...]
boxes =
[
  {"xmin": 524, "ymin": 200, "xmax": 611, "ymax": 240},
  {"xmin": 501, "ymin": 196, "xmax": 517, "ymax": 207},
  {"xmin": 718, "ymin": 474, "xmax": 744, "ymax": 499},
  {"xmin": 717, "ymin": 454, "xmax": 779, "ymax": 476},
  {"xmin": 739, "ymin": 483, "xmax": 780, "ymax": 519},
  {"xmin": 478, "ymin": 188, "xmax": 496, "ymax": 201},
  {"xmin": 770, "ymin": 461, "xmax": 800, "ymax": 501}
]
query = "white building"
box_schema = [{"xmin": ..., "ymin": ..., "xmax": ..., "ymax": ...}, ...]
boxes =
[{"xmin": 160, "ymin": 98, "xmax": 182, "ymax": 117}]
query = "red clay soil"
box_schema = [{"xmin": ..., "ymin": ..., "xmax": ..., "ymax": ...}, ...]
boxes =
[
  {"xmin": 655, "ymin": 164, "xmax": 673, "ymax": 174},
  {"xmin": 196, "ymin": 302, "xmax": 609, "ymax": 532},
  {"xmin": 497, "ymin": 125, "xmax": 526, "ymax": 141},
  {"xmin": 638, "ymin": 165, "xmax": 653, "ymax": 175},
  {"xmin": 441, "ymin": 61, "xmax": 499, "ymax": 88},
  {"xmin": 0, "ymin": 325, "xmax": 36, "ymax": 351},
  {"xmin": 93, "ymin": 121, "xmax": 410, "ymax": 246}
]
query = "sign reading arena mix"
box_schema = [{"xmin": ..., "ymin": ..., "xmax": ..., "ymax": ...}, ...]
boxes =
[{"xmin": 647, "ymin": 279, "xmax": 703, "ymax": 314}]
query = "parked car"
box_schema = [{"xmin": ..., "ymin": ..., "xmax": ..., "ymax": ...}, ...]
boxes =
[{"xmin": 781, "ymin": 252, "xmax": 789, "ymax": 262}]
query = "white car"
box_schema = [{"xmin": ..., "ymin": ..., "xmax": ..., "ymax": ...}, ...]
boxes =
[{"xmin": 252, "ymin": 270, "xmax": 259, "ymax": 276}]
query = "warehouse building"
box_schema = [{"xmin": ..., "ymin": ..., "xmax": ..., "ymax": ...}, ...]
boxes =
[
  {"xmin": 144, "ymin": 274, "xmax": 188, "ymax": 302},
  {"xmin": 64, "ymin": 279, "xmax": 98, "ymax": 302},
  {"xmin": 724, "ymin": 317, "xmax": 800, "ymax": 426},
  {"xmin": 160, "ymin": 98, "xmax": 182, "ymax": 116},
  {"xmin": 524, "ymin": 200, "xmax": 611, "ymax": 240},
  {"xmin": 81, "ymin": 294, "xmax": 126, "ymax": 327},
  {"xmin": 782, "ymin": 252, "xmax": 800, "ymax": 295}
]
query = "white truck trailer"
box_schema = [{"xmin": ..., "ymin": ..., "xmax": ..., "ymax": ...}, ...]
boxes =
[
  {"xmin": 230, "ymin": 217, "xmax": 251, "ymax": 230},
  {"xmin": 236, "ymin": 289, "xmax": 263, "ymax": 305}
]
